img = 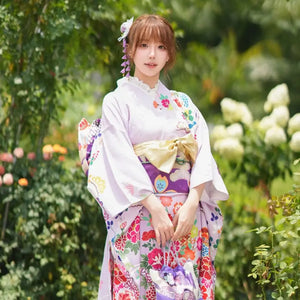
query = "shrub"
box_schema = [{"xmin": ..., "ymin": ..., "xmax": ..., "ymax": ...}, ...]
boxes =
[{"xmin": 0, "ymin": 152, "xmax": 105, "ymax": 299}]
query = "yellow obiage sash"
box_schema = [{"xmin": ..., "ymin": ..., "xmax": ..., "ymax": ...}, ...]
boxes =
[{"xmin": 133, "ymin": 133, "xmax": 198, "ymax": 174}]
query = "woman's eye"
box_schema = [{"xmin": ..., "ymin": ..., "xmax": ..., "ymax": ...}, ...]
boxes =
[
  {"xmin": 158, "ymin": 45, "xmax": 166, "ymax": 50},
  {"xmin": 140, "ymin": 43, "xmax": 148, "ymax": 48}
]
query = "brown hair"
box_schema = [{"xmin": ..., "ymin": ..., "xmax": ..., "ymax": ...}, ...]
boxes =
[{"xmin": 127, "ymin": 15, "xmax": 176, "ymax": 71}]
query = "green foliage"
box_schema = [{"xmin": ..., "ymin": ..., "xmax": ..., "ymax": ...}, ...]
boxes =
[
  {"xmin": 214, "ymin": 165, "xmax": 271, "ymax": 299},
  {"xmin": 0, "ymin": 158, "xmax": 105, "ymax": 299},
  {"xmin": 248, "ymin": 185, "xmax": 300, "ymax": 299}
]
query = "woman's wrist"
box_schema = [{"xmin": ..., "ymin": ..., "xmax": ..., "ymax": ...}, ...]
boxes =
[
  {"xmin": 141, "ymin": 193, "xmax": 161, "ymax": 212},
  {"xmin": 187, "ymin": 184, "xmax": 205, "ymax": 206}
]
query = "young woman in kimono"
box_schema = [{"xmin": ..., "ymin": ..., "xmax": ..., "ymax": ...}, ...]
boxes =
[{"xmin": 84, "ymin": 14, "xmax": 228, "ymax": 300}]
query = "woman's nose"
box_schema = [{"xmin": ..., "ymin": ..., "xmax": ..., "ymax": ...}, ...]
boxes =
[{"xmin": 148, "ymin": 45, "xmax": 156, "ymax": 58}]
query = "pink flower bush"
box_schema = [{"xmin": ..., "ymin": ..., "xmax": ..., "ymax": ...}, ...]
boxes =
[
  {"xmin": 0, "ymin": 165, "xmax": 5, "ymax": 175},
  {"xmin": 13, "ymin": 147, "xmax": 24, "ymax": 158},
  {"xmin": 0, "ymin": 176, "xmax": 2, "ymax": 186},
  {"xmin": 0, "ymin": 153, "xmax": 14, "ymax": 163},
  {"xmin": 3, "ymin": 173, "xmax": 13, "ymax": 186},
  {"xmin": 27, "ymin": 152, "xmax": 36, "ymax": 160}
]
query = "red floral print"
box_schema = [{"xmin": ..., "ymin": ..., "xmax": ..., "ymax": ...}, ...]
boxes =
[
  {"xmin": 145, "ymin": 284, "xmax": 156, "ymax": 299},
  {"xmin": 116, "ymin": 288, "xmax": 137, "ymax": 300},
  {"xmin": 142, "ymin": 230, "xmax": 156, "ymax": 241},
  {"xmin": 113, "ymin": 264, "xmax": 127, "ymax": 286},
  {"xmin": 115, "ymin": 234, "xmax": 127, "ymax": 252},
  {"xmin": 174, "ymin": 98, "xmax": 182, "ymax": 107}
]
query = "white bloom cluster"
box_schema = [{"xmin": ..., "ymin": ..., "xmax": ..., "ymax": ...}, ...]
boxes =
[
  {"xmin": 220, "ymin": 98, "xmax": 253, "ymax": 126},
  {"xmin": 288, "ymin": 113, "xmax": 300, "ymax": 135},
  {"xmin": 259, "ymin": 83, "xmax": 300, "ymax": 152},
  {"xmin": 264, "ymin": 126, "xmax": 287, "ymax": 146},
  {"xmin": 290, "ymin": 132, "xmax": 300, "ymax": 152},
  {"xmin": 269, "ymin": 105, "xmax": 290, "ymax": 127},
  {"xmin": 211, "ymin": 123, "xmax": 244, "ymax": 161},
  {"xmin": 264, "ymin": 83, "xmax": 290, "ymax": 113},
  {"xmin": 214, "ymin": 83, "xmax": 298, "ymax": 159},
  {"xmin": 214, "ymin": 137, "xmax": 244, "ymax": 161}
]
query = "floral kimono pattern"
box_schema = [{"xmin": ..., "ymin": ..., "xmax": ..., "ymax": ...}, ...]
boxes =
[{"xmin": 84, "ymin": 76, "xmax": 229, "ymax": 300}]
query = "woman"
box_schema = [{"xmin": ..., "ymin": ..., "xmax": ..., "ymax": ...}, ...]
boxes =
[{"xmin": 81, "ymin": 14, "xmax": 228, "ymax": 300}]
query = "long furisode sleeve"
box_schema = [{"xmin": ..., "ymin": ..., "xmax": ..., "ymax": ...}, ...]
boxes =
[
  {"xmin": 87, "ymin": 92, "xmax": 154, "ymax": 217},
  {"xmin": 183, "ymin": 94, "xmax": 229, "ymax": 204}
]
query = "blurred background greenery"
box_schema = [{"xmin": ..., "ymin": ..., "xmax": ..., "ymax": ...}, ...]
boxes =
[{"xmin": 0, "ymin": 0, "xmax": 299, "ymax": 299}]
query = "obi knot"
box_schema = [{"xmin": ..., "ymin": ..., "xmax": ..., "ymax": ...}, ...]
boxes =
[{"xmin": 133, "ymin": 134, "xmax": 198, "ymax": 173}]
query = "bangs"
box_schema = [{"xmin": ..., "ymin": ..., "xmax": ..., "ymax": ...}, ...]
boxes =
[{"xmin": 135, "ymin": 22, "xmax": 170, "ymax": 46}]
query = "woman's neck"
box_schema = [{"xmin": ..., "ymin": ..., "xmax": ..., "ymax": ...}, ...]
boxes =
[{"xmin": 133, "ymin": 71, "xmax": 159, "ymax": 89}]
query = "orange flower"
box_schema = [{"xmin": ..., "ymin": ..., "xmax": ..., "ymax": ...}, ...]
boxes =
[
  {"xmin": 58, "ymin": 155, "xmax": 65, "ymax": 162},
  {"xmin": 180, "ymin": 248, "xmax": 195, "ymax": 261},
  {"xmin": 52, "ymin": 144, "xmax": 61, "ymax": 153},
  {"xmin": 42, "ymin": 144, "xmax": 53, "ymax": 154},
  {"xmin": 18, "ymin": 178, "xmax": 28, "ymax": 187},
  {"xmin": 160, "ymin": 196, "xmax": 172, "ymax": 207},
  {"xmin": 59, "ymin": 147, "xmax": 67, "ymax": 154}
]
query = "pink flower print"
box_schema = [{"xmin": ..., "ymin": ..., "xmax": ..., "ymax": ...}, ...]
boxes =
[
  {"xmin": 148, "ymin": 248, "xmax": 163, "ymax": 270},
  {"xmin": 126, "ymin": 216, "xmax": 140, "ymax": 243},
  {"xmin": 197, "ymin": 236, "xmax": 202, "ymax": 251},
  {"xmin": 161, "ymin": 98, "xmax": 170, "ymax": 108},
  {"xmin": 120, "ymin": 221, "xmax": 127, "ymax": 230}
]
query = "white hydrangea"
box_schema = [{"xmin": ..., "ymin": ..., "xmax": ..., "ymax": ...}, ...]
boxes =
[
  {"xmin": 210, "ymin": 125, "xmax": 228, "ymax": 144},
  {"xmin": 258, "ymin": 116, "xmax": 277, "ymax": 133},
  {"xmin": 264, "ymin": 83, "xmax": 290, "ymax": 113},
  {"xmin": 214, "ymin": 137, "xmax": 244, "ymax": 161},
  {"xmin": 14, "ymin": 77, "xmax": 23, "ymax": 85},
  {"xmin": 288, "ymin": 113, "xmax": 300, "ymax": 135},
  {"xmin": 239, "ymin": 103, "xmax": 253, "ymax": 126},
  {"xmin": 289, "ymin": 131, "xmax": 300, "ymax": 152},
  {"xmin": 269, "ymin": 105, "xmax": 290, "ymax": 127},
  {"xmin": 264, "ymin": 126, "xmax": 287, "ymax": 146},
  {"xmin": 220, "ymin": 98, "xmax": 252, "ymax": 126},
  {"xmin": 226, "ymin": 123, "xmax": 243, "ymax": 140}
]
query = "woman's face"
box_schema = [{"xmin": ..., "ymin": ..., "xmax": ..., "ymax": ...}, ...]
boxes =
[{"xmin": 132, "ymin": 40, "xmax": 169, "ymax": 87}]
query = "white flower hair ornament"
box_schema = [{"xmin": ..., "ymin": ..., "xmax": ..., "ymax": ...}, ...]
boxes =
[{"xmin": 118, "ymin": 17, "xmax": 134, "ymax": 77}]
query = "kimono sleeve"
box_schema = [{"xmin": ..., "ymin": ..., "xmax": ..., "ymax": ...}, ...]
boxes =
[
  {"xmin": 87, "ymin": 92, "xmax": 154, "ymax": 217},
  {"xmin": 188, "ymin": 98, "xmax": 229, "ymax": 205}
]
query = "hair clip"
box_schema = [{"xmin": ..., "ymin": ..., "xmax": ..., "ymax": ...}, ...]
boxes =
[{"xmin": 118, "ymin": 17, "xmax": 134, "ymax": 77}]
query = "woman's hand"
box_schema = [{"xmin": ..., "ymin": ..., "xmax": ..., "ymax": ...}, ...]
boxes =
[
  {"xmin": 141, "ymin": 194, "xmax": 174, "ymax": 247},
  {"xmin": 172, "ymin": 184, "xmax": 205, "ymax": 241}
]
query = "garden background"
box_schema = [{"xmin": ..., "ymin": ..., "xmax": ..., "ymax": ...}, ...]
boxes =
[{"xmin": 0, "ymin": 0, "xmax": 299, "ymax": 299}]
